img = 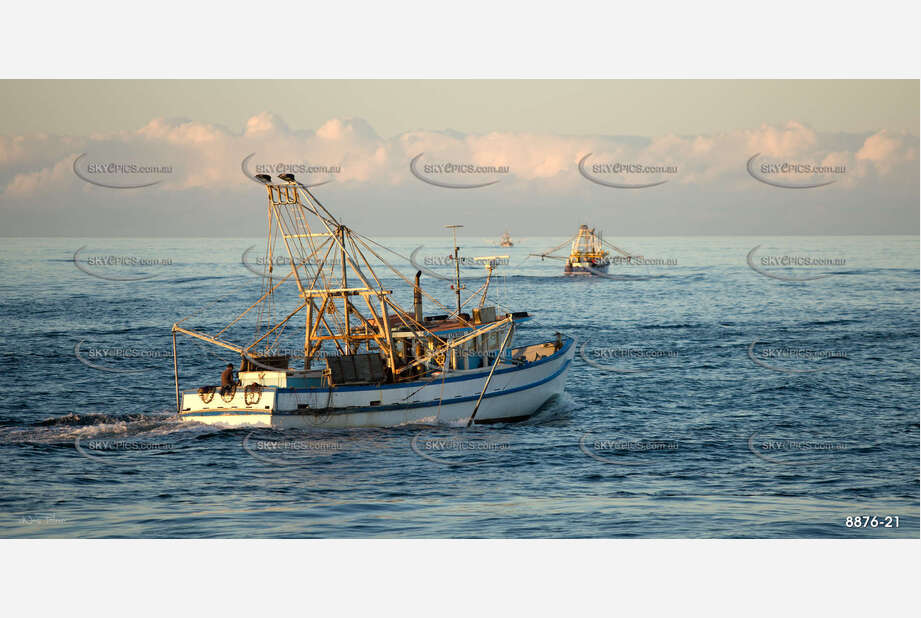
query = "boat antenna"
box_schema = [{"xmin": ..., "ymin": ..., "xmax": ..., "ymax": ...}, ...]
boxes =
[
  {"xmin": 473, "ymin": 256, "xmax": 508, "ymax": 307},
  {"xmin": 446, "ymin": 224, "xmax": 464, "ymax": 316}
]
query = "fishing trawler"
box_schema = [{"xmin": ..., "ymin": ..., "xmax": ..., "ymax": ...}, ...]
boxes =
[
  {"xmin": 532, "ymin": 224, "xmax": 634, "ymax": 276},
  {"xmin": 170, "ymin": 174, "xmax": 574, "ymax": 428},
  {"xmin": 500, "ymin": 231, "xmax": 514, "ymax": 247}
]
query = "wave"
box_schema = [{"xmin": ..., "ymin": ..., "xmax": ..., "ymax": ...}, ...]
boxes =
[
  {"xmin": 639, "ymin": 323, "xmax": 705, "ymax": 330},
  {"xmin": 34, "ymin": 412, "xmax": 150, "ymax": 427},
  {"xmin": 0, "ymin": 410, "xmax": 204, "ymax": 445},
  {"xmin": 800, "ymin": 318, "xmax": 859, "ymax": 327},
  {"xmin": 169, "ymin": 276, "xmax": 233, "ymax": 284}
]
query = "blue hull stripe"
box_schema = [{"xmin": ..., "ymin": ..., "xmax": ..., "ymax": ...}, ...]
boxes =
[
  {"xmin": 182, "ymin": 357, "xmax": 571, "ymax": 418},
  {"xmin": 289, "ymin": 337, "xmax": 573, "ymax": 393},
  {"xmin": 182, "ymin": 337, "xmax": 574, "ymax": 397}
]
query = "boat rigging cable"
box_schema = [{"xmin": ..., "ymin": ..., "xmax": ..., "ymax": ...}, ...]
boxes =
[{"xmin": 174, "ymin": 178, "xmax": 579, "ymax": 390}]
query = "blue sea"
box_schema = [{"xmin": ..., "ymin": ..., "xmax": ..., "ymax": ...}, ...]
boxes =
[{"xmin": 0, "ymin": 235, "xmax": 917, "ymax": 538}]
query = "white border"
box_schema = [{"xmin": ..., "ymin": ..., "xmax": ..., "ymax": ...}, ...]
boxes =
[
  {"xmin": 1, "ymin": 0, "xmax": 917, "ymax": 613},
  {"xmin": 2, "ymin": 1, "xmax": 919, "ymax": 78},
  {"xmin": 1, "ymin": 540, "xmax": 918, "ymax": 615}
]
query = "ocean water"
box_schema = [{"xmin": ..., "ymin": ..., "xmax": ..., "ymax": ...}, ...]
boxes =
[{"xmin": 0, "ymin": 235, "xmax": 917, "ymax": 538}]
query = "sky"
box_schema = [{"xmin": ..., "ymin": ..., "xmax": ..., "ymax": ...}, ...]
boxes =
[{"xmin": 0, "ymin": 80, "xmax": 917, "ymax": 236}]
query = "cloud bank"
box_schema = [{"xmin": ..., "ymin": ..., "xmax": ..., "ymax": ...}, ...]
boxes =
[{"xmin": 1, "ymin": 113, "xmax": 917, "ymax": 236}]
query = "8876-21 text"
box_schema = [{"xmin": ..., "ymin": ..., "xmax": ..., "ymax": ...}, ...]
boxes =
[{"xmin": 845, "ymin": 516, "xmax": 899, "ymax": 528}]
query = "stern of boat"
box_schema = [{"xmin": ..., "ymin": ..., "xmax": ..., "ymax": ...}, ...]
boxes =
[{"xmin": 179, "ymin": 384, "xmax": 276, "ymax": 426}]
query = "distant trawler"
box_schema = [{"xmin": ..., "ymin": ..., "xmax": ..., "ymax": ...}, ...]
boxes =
[
  {"xmin": 532, "ymin": 224, "xmax": 636, "ymax": 276},
  {"xmin": 500, "ymin": 231, "xmax": 514, "ymax": 247}
]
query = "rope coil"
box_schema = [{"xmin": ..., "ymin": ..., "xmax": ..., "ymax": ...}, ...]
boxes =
[
  {"xmin": 198, "ymin": 386, "xmax": 216, "ymax": 403},
  {"xmin": 220, "ymin": 384, "xmax": 237, "ymax": 403},
  {"xmin": 244, "ymin": 383, "xmax": 263, "ymax": 405}
]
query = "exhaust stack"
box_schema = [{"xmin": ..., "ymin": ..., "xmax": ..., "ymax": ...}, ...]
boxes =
[{"xmin": 413, "ymin": 271, "xmax": 423, "ymax": 322}]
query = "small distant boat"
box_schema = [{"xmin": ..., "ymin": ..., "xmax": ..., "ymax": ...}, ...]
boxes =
[
  {"xmin": 531, "ymin": 224, "xmax": 635, "ymax": 276},
  {"xmin": 170, "ymin": 175, "xmax": 574, "ymax": 428},
  {"xmin": 499, "ymin": 231, "xmax": 514, "ymax": 247}
]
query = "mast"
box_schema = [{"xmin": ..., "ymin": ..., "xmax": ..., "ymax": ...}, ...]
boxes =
[{"xmin": 446, "ymin": 224, "xmax": 464, "ymax": 316}]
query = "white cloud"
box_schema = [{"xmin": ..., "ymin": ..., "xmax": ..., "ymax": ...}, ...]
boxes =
[
  {"xmin": 0, "ymin": 114, "xmax": 917, "ymax": 235},
  {"xmin": 856, "ymin": 129, "xmax": 918, "ymax": 175}
]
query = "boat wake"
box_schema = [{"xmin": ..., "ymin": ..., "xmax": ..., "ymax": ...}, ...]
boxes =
[
  {"xmin": 2, "ymin": 389, "xmax": 579, "ymax": 446},
  {"xmin": 0, "ymin": 411, "xmax": 206, "ymax": 445}
]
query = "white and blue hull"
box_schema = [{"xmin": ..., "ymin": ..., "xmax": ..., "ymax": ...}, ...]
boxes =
[{"xmin": 179, "ymin": 338, "xmax": 575, "ymax": 428}]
